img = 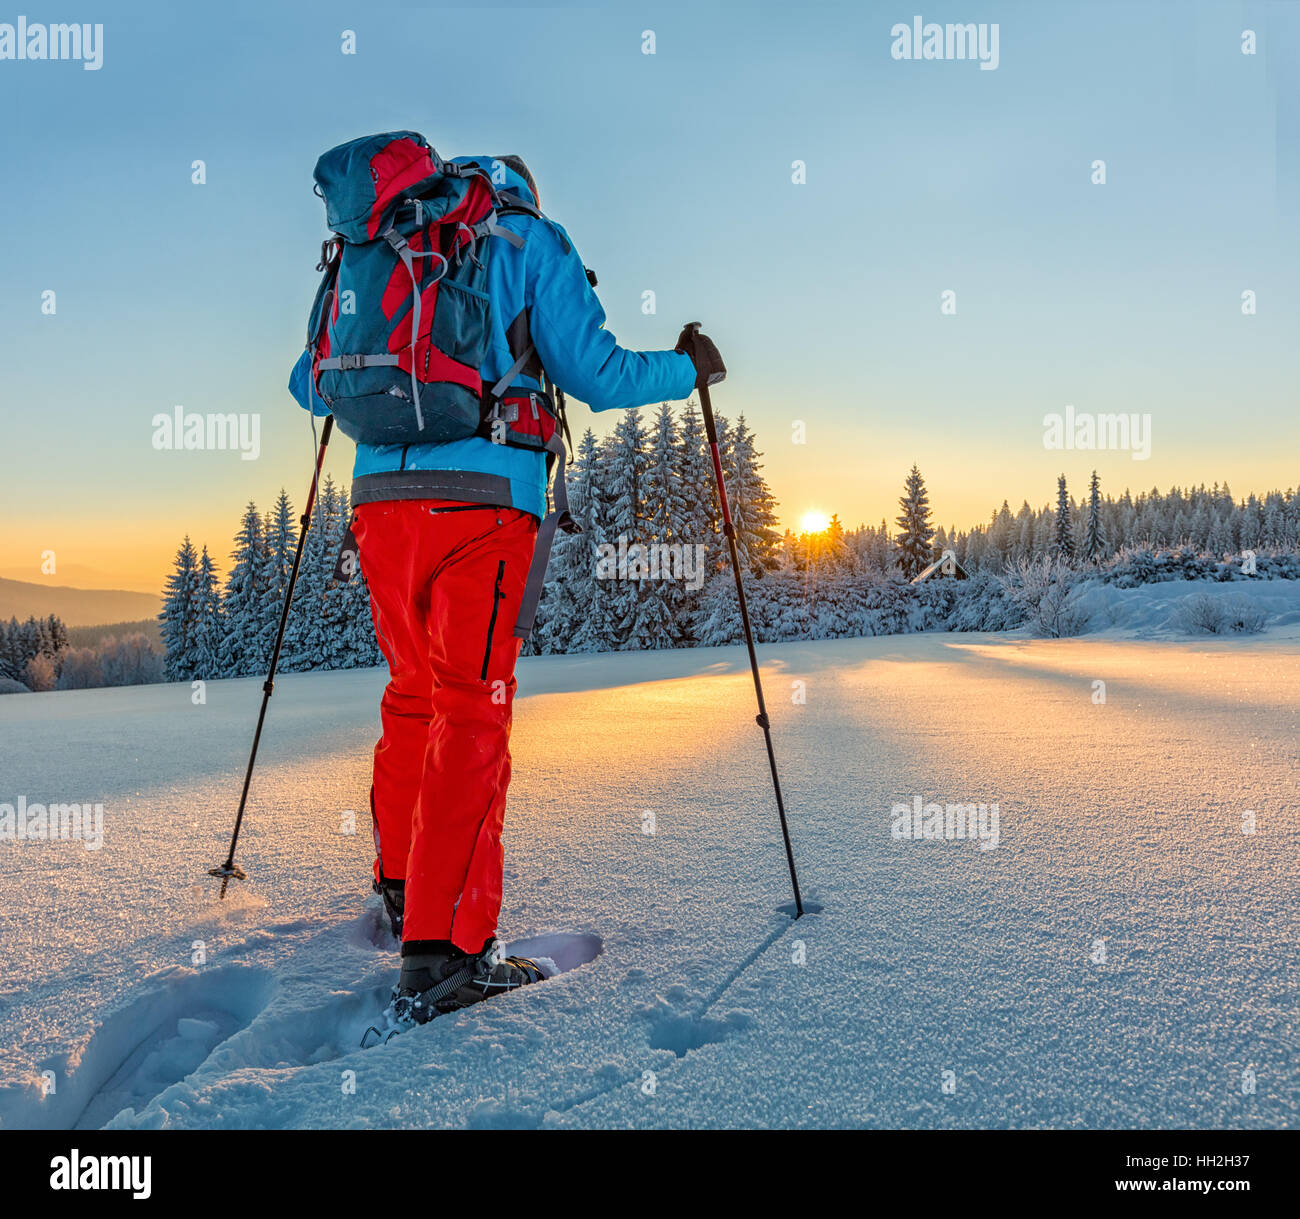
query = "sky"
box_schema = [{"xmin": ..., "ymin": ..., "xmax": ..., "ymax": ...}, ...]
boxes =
[{"xmin": 1, "ymin": 0, "xmax": 1297, "ymax": 591}]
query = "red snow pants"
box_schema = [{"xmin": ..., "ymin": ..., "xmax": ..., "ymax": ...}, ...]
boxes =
[{"xmin": 353, "ymin": 499, "xmax": 537, "ymax": 952}]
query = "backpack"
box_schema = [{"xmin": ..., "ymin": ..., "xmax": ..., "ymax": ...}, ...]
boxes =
[
  {"xmin": 306, "ymin": 132, "xmax": 577, "ymax": 639},
  {"xmin": 305, "ymin": 131, "xmax": 564, "ymax": 457}
]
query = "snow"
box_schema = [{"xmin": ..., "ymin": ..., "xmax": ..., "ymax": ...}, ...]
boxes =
[
  {"xmin": 0, "ymin": 613, "xmax": 1296, "ymax": 1129},
  {"xmin": 1072, "ymin": 576, "xmax": 1300, "ymax": 637}
]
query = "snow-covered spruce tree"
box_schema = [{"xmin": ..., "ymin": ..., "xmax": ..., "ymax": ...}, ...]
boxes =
[
  {"xmin": 281, "ymin": 475, "xmax": 335, "ymax": 672},
  {"xmin": 44, "ymin": 614, "xmax": 68, "ymax": 657},
  {"xmin": 727, "ymin": 415, "xmax": 781, "ymax": 577},
  {"xmin": 15, "ymin": 618, "xmax": 44, "ymax": 673},
  {"xmin": 606, "ymin": 407, "xmax": 661, "ymax": 649},
  {"xmin": 871, "ymin": 519, "xmax": 894, "ymax": 574},
  {"xmin": 569, "ymin": 435, "xmax": 616, "ymax": 653},
  {"xmin": 258, "ymin": 491, "xmax": 297, "ymax": 666},
  {"xmin": 676, "ymin": 400, "xmax": 717, "ymax": 545},
  {"xmin": 1207, "ymin": 513, "xmax": 1233, "ymax": 559},
  {"xmin": 1053, "ymin": 474, "xmax": 1075, "ymax": 562},
  {"xmin": 987, "ymin": 501, "xmax": 1014, "ymax": 569},
  {"xmin": 1238, "ymin": 496, "xmax": 1263, "ymax": 550},
  {"xmin": 1264, "ymin": 501, "xmax": 1285, "ymax": 549},
  {"xmin": 0, "ymin": 619, "xmax": 16, "ymax": 681},
  {"xmin": 676, "ymin": 400, "xmax": 720, "ymax": 640},
  {"xmin": 638, "ymin": 403, "xmax": 688, "ymax": 648},
  {"xmin": 559, "ymin": 429, "xmax": 604, "ymax": 653},
  {"xmin": 532, "ymin": 428, "xmax": 597, "ymax": 654},
  {"xmin": 219, "ymin": 502, "xmax": 265, "ymax": 677},
  {"xmin": 1031, "ymin": 509, "xmax": 1052, "ymax": 561},
  {"xmin": 693, "ymin": 411, "xmax": 752, "ymax": 642},
  {"xmin": 1015, "ymin": 502, "xmax": 1035, "ymax": 563},
  {"xmin": 343, "ymin": 541, "xmax": 383, "ymax": 667},
  {"xmin": 160, "ymin": 536, "xmax": 200, "ymax": 681},
  {"xmin": 316, "ymin": 478, "xmax": 355, "ymax": 669},
  {"xmin": 190, "ymin": 546, "xmax": 223, "ymax": 679},
  {"xmin": 1083, "ymin": 470, "xmax": 1107, "ymax": 562},
  {"xmin": 893, "ymin": 465, "xmax": 935, "ymax": 579},
  {"xmin": 1188, "ymin": 500, "xmax": 1211, "ymax": 551}
]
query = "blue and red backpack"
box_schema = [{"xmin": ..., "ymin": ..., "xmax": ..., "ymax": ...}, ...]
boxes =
[{"xmin": 305, "ymin": 131, "xmax": 564, "ymax": 457}]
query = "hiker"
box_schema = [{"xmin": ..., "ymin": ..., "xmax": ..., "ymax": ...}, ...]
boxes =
[{"xmin": 288, "ymin": 134, "xmax": 723, "ymax": 1023}]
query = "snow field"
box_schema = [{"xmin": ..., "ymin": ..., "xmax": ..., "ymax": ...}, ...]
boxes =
[{"xmin": 0, "ymin": 627, "xmax": 1296, "ymax": 1128}]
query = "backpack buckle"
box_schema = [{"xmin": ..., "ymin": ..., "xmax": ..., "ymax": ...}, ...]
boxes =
[{"xmin": 338, "ymin": 354, "xmax": 362, "ymax": 371}]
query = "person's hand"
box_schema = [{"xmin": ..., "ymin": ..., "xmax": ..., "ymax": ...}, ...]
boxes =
[{"xmin": 675, "ymin": 322, "xmax": 726, "ymax": 388}]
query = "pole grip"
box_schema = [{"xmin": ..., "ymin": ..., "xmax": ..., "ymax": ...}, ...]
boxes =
[{"xmin": 682, "ymin": 321, "xmax": 719, "ymax": 444}]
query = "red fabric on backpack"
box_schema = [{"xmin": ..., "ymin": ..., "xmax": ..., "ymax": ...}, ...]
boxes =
[
  {"xmin": 353, "ymin": 499, "xmax": 538, "ymax": 951},
  {"xmin": 364, "ymin": 135, "xmax": 440, "ymax": 240},
  {"xmin": 499, "ymin": 393, "xmax": 557, "ymax": 445}
]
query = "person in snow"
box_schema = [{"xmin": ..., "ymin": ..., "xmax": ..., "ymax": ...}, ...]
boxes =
[{"xmin": 291, "ymin": 152, "xmax": 723, "ymax": 1020}]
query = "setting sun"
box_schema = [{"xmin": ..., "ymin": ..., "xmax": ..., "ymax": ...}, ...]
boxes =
[{"xmin": 800, "ymin": 511, "xmax": 830, "ymax": 535}]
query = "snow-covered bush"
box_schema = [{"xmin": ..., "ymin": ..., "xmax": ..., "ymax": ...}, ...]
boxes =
[
  {"xmin": 22, "ymin": 653, "xmax": 57, "ymax": 691},
  {"xmin": 1101, "ymin": 546, "xmax": 1300, "ymax": 587},
  {"xmin": 1001, "ymin": 557, "xmax": 1089, "ymax": 638},
  {"xmin": 0, "ymin": 677, "xmax": 30, "ymax": 695},
  {"xmin": 99, "ymin": 633, "xmax": 165, "ymax": 686},
  {"xmin": 944, "ymin": 571, "xmax": 1027, "ymax": 632},
  {"xmin": 1172, "ymin": 593, "xmax": 1268, "ymax": 636},
  {"xmin": 1220, "ymin": 598, "xmax": 1270, "ymax": 634},
  {"xmin": 56, "ymin": 647, "xmax": 104, "ymax": 690}
]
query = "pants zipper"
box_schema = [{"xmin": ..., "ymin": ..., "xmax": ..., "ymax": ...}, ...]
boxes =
[{"xmin": 480, "ymin": 560, "xmax": 506, "ymax": 680}]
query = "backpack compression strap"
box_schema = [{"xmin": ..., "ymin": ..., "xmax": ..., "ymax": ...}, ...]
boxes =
[{"xmin": 378, "ymin": 203, "xmax": 527, "ymax": 428}]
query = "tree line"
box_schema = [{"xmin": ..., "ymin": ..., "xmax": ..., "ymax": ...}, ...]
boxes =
[
  {"xmin": 140, "ymin": 424, "xmax": 1300, "ymax": 676},
  {"xmin": 800, "ymin": 469, "xmax": 1300, "ymax": 581},
  {"xmin": 0, "ymin": 613, "xmax": 165, "ymax": 692}
]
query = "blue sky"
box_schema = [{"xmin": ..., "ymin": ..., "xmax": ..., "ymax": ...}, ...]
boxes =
[{"xmin": 1, "ymin": 0, "xmax": 1296, "ymax": 589}]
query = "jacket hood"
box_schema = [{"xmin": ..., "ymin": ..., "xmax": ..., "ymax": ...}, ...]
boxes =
[{"xmin": 449, "ymin": 155, "xmax": 537, "ymax": 207}]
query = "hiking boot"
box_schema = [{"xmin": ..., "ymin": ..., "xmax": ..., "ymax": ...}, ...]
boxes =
[
  {"xmin": 372, "ymin": 876, "xmax": 405, "ymax": 938},
  {"xmin": 393, "ymin": 938, "xmax": 550, "ymax": 1024}
]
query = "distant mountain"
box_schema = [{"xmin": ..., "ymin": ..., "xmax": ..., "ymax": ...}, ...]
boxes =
[
  {"xmin": 0, "ymin": 577, "xmax": 160, "ymax": 627},
  {"xmin": 0, "ymin": 563, "xmax": 158, "ymax": 593}
]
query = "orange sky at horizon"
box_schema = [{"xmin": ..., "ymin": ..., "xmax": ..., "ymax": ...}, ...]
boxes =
[{"xmin": 4, "ymin": 438, "xmax": 1296, "ymax": 596}]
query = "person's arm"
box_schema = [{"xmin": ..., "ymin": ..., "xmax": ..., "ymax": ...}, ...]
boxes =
[
  {"xmin": 288, "ymin": 348, "xmax": 331, "ymax": 416},
  {"xmin": 526, "ymin": 221, "xmax": 697, "ymax": 411}
]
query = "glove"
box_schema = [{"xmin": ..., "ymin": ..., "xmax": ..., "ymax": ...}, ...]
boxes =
[{"xmin": 675, "ymin": 323, "xmax": 726, "ymax": 389}]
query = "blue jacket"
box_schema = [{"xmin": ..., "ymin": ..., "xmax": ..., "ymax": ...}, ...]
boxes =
[{"xmin": 290, "ymin": 156, "xmax": 696, "ymax": 520}]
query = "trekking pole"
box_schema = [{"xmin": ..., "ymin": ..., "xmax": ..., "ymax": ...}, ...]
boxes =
[
  {"xmin": 210, "ymin": 415, "xmax": 334, "ymax": 897},
  {"xmin": 685, "ymin": 323, "xmax": 804, "ymax": 918}
]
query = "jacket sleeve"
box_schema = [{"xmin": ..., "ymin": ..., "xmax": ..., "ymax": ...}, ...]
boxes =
[
  {"xmin": 526, "ymin": 221, "xmax": 697, "ymax": 412},
  {"xmin": 288, "ymin": 348, "xmax": 330, "ymax": 417}
]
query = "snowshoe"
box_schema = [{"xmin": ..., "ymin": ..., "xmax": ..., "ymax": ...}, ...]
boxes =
[
  {"xmin": 360, "ymin": 938, "xmax": 552, "ymax": 1047},
  {"xmin": 372, "ymin": 876, "xmax": 405, "ymax": 939}
]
